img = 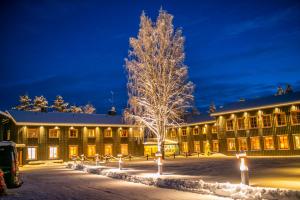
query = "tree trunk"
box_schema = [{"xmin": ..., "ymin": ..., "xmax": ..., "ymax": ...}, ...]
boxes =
[{"xmin": 158, "ymin": 140, "xmax": 165, "ymax": 160}]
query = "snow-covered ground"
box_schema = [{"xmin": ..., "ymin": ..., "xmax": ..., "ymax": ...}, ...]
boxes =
[{"xmin": 1, "ymin": 164, "xmax": 229, "ymax": 200}]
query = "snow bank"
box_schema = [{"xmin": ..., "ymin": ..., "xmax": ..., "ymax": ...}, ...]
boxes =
[{"xmin": 66, "ymin": 163, "xmax": 300, "ymax": 200}]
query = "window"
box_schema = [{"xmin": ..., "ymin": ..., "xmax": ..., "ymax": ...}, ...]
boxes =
[
  {"xmin": 226, "ymin": 119, "xmax": 234, "ymax": 131},
  {"xmin": 49, "ymin": 146, "xmax": 58, "ymax": 159},
  {"xmin": 291, "ymin": 111, "xmax": 300, "ymax": 125},
  {"xmin": 194, "ymin": 141, "xmax": 200, "ymax": 152},
  {"xmin": 28, "ymin": 129, "xmax": 38, "ymax": 138},
  {"xmin": 87, "ymin": 129, "xmax": 95, "ymax": 138},
  {"xmin": 27, "ymin": 147, "xmax": 37, "ymax": 160},
  {"xmin": 264, "ymin": 136, "xmax": 274, "ymax": 150},
  {"xmin": 276, "ymin": 113, "xmax": 286, "ymax": 127},
  {"xmin": 104, "ymin": 144, "xmax": 112, "ymax": 155},
  {"xmin": 212, "ymin": 140, "xmax": 219, "ymax": 152},
  {"xmin": 202, "ymin": 126, "xmax": 207, "ymax": 134},
  {"xmin": 237, "ymin": 118, "xmax": 245, "ymax": 130},
  {"xmin": 227, "ymin": 138, "xmax": 236, "ymax": 151},
  {"xmin": 293, "ymin": 135, "xmax": 300, "ymax": 150},
  {"xmin": 87, "ymin": 145, "xmax": 96, "ymax": 157},
  {"xmin": 238, "ymin": 138, "xmax": 248, "ymax": 151},
  {"xmin": 212, "ymin": 125, "xmax": 217, "ymax": 133},
  {"xmin": 181, "ymin": 129, "xmax": 187, "ymax": 136},
  {"xmin": 69, "ymin": 129, "xmax": 78, "ymax": 138},
  {"xmin": 171, "ymin": 129, "xmax": 176, "ymax": 138},
  {"xmin": 49, "ymin": 129, "xmax": 60, "ymax": 138},
  {"xmin": 69, "ymin": 145, "xmax": 78, "ymax": 158},
  {"xmin": 249, "ymin": 116, "xmax": 258, "ymax": 129},
  {"xmin": 262, "ymin": 115, "xmax": 272, "ymax": 128},
  {"xmin": 182, "ymin": 142, "xmax": 188, "ymax": 153},
  {"xmin": 120, "ymin": 129, "xmax": 128, "ymax": 137},
  {"xmin": 250, "ymin": 137, "xmax": 260, "ymax": 150},
  {"xmin": 193, "ymin": 127, "xmax": 199, "ymax": 135},
  {"xmin": 120, "ymin": 144, "xmax": 128, "ymax": 155},
  {"xmin": 278, "ymin": 135, "xmax": 289, "ymax": 150},
  {"xmin": 104, "ymin": 128, "xmax": 112, "ymax": 137}
]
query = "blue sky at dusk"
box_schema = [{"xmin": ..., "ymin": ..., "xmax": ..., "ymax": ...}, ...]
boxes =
[{"xmin": 1, "ymin": 0, "xmax": 300, "ymax": 114}]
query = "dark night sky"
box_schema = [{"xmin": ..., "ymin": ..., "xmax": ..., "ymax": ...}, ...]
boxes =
[{"xmin": 1, "ymin": 0, "xmax": 300, "ymax": 114}]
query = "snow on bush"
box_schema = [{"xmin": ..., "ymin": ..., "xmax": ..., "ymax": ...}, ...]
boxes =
[{"xmin": 67, "ymin": 163, "xmax": 300, "ymax": 200}]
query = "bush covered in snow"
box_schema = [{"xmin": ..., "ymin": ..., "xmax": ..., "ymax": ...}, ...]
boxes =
[{"xmin": 67, "ymin": 163, "xmax": 300, "ymax": 200}]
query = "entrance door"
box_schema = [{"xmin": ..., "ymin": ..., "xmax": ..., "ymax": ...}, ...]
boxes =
[
  {"xmin": 104, "ymin": 144, "xmax": 112, "ymax": 155},
  {"xmin": 18, "ymin": 149, "xmax": 23, "ymax": 166}
]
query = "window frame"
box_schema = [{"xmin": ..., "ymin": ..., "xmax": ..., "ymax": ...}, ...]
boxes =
[
  {"xmin": 291, "ymin": 110, "xmax": 300, "ymax": 125},
  {"xmin": 262, "ymin": 114, "xmax": 272, "ymax": 128},
  {"xmin": 238, "ymin": 137, "xmax": 248, "ymax": 151},
  {"xmin": 277, "ymin": 135, "xmax": 289, "ymax": 150},
  {"xmin": 226, "ymin": 119, "xmax": 234, "ymax": 131},
  {"xmin": 275, "ymin": 113, "xmax": 287, "ymax": 127},
  {"xmin": 87, "ymin": 145, "xmax": 96, "ymax": 157},
  {"xmin": 27, "ymin": 146, "xmax": 37, "ymax": 160},
  {"xmin": 181, "ymin": 128, "xmax": 187, "ymax": 136},
  {"xmin": 212, "ymin": 140, "xmax": 219, "ymax": 152},
  {"xmin": 69, "ymin": 129, "xmax": 78, "ymax": 138},
  {"xmin": 193, "ymin": 127, "xmax": 199, "ymax": 135},
  {"xmin": 249, "ymin": 116, "xmax": 258, "ymax": 129},
  {"xmin": 49, "ymin": 129, "xmax": 60, "ymax": 138},
  {"xmin": 237, "ymin": 117, "xmax": 245, "ymax": 130},
  {"xmin": 104, "ymin": 128, "xmax": 112, "ymax": 137},
  {"xmin": 69, "ymin": 145, "xmax": 78, "ymax": 158},
  {"xmin": 293, "ymin": 134, "xmax": 300, "ymax": 150},
  {"xmin": 264, "ymin": 136, "xmax": 275, "ymax": 150},
  {"xmin": 250, "ymin": 137, "xmax": 261, "ymax": 151},
  {"xmin": 211, "ymin": 125, "xmax": 217, "ymax": 133},
  {"xmin": 193, "ymin": 141, "xmax": 200, "ymax": 153},
  {"xmin": 227, "ymin": 138, "xmax": 236, "ymax": 151},
  {"xmin": 120, "ymin": 129, "xmax": 128, "ymax": 137},
  {"xmin": 87, "ymin": 129, "xmax": 96, "ymax": 138},
  {"xmin": 49, "ymin": 146, "xmax": 58, "ymax": 159},
  {"xmin": 27, "ymin": 128, "xmax": 38, "ymax": 138}
]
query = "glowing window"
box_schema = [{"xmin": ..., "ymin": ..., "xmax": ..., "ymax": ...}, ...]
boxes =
[
  {"xmin": 120, "ymin": 129, "xmax": 128, "ymax": 137},
  {"xmin": 193, "ymin": 127, "xmax": 199, "ymax": 135},
  {"xmin": 28, "ymin": 129, "xmax": 38, "ymax": 138},
  {"xmin": 291, "ymin": 111, "xmax": 300, "ymax": 125},
  {"xmin": 237, "ymin": 118, "xmax": 245, "ymax": 130},
  {"xmin": 212, "ymin": 140, "xmax": 219, "ymax": 152},
  {"xmin": 171, "ymin": 129, "xmax": 176, "ymax": 138},
  {"xmin": 27, "ymin": 147, "xmax": 37, "ymax": 160},
  {"xmin": 182, "ymin": 142, "xmax": 188, "ymax": 153},
  {"xmin": 87, "ymin": 129, "xmax": 95, "ymax": 138},
  {"xmin": 49, "ymin": 129, "xmax": 60, "ymax": 138},
  {"xmin": 250, "ymin": 137, "xmax": 260, "ymax": 150},
  {"xmin": 227, "ymin": 138, "xmax": 236, "ymax": 151},
  {"xmin": 69, "ymin": 129, "xmax": 78, "ymax": 138},
  {"xmin": 104, "ymin": 144, "xmax": 112, "ymax": 155},
  {"xmin": 194, "ymin": 141, "xmax": 200, "ymax": 152},
  {"xmin": 249, "ymin": 116, "xmax": 258, "ymax": 129},
  {"xmin": 293, "ymin": 135, "xmax": 300, "ymax": 150},
  {"xmin": 181, "ymin": 129, "xmax": 187, "ymax": 136},
  {"xmin": 104, "ymin": 128, "xmax": 112, "ymax": 137},
  {"xmin": 238, "ymin": 138, "xmax": 248, "ymax": 151},
  {"xmin": 278, "ymin": 135, "xmax": 289, "ymax": 150},
  {"xmin": 69, "ymin": 145, "xmax": 78, "ymax": 158},
  {"xmin": 226, "ymin": 119, "xmax": 234, "ymax": 131},
  {"xmin": 264, "ymin": 136, "xmax": 274, "ymax": 150},
  {"xmin": 49, "ymin": 146, "xmax": 58, "ymax": 159},
  {"xmin": 87, "ymin": 145, "xmax": 96, "ymax": 157},
  {"xmin": 120, "ymin": 144, "xmax": 128, "ymax": 155},
  {"xmin": 212, "ymin": 125, "xmax": 217, "ymax": 133}
]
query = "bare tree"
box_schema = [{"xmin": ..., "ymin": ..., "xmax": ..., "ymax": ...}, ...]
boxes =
[{"xmin": 125, "ymin": 9, "xmax": 194, "ymax": 158}]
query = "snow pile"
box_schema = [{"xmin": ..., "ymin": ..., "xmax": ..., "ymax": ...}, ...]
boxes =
[{"xmin": 67, "ymin": 163, "xmax": 300, "ymax": 200}]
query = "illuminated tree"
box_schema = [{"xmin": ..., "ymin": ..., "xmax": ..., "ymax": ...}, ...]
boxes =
[
  {"xmin": 83, "ymin": 103, "xmax": 96, "ymax": 114},
  {"xmin": 52, "ymin": 95, "xmax": 69, "ymax": 112},
  {"xmin": 125, "ymin": 9, "xmax": 194, "ymax": 157},
  {"xmin": 32, "ymin": 96, "xmax": 48, "ymax": 112},
  {"xmin": 15, "ymin": 95, "xmax": 32, "ymax": 111},
  {"xmin": 70, "ymin": 105, "xmax": 83, "ymax": 113}
]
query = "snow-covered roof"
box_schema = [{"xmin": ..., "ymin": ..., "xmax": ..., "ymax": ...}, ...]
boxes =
[
  {"xmin": 184, "ymin": 113, "xmax": 215, "ymax": 125},
  {"xmin": 211, "ymin": 91, "xmax": 300, "ymax": 116},
  {"xmin": 5, "ymin": 110, "xmax": 127, "ymax": 126}
]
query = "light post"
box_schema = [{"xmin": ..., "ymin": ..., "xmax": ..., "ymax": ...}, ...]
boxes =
[
  {"xmin": 80, "ymin": 154, "xmax": 85, "ymax": 165},
  {"xmin": 236, "ymin": 152, "xmax": 249, "ymax": 185},
  {"xmin": 118, "ymin": 154, "xmax": 123, "ymax": 170},
  {"xmin": 95, "ymin": 154, "xmax": 100, "ymax": 166},
  {"xmin": 155, "ymin": 152, "xmax": 163, "ymax": 175}
]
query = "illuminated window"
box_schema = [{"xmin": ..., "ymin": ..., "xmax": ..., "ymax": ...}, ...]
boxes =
[
  {"xmin": 181, "ymin": 129, "xmax": 187, "ymax": 136},
  {"xmin": 212, "ymin": 140, "xmax": 219, "ymax": 152},
  {"xmin": 104, "ymin": 144, "xmax": 112, "ymax": 155},
  {"xmin": 193, "ymin": 127, "xmax": 199, "ymax": 135},
  {"xmin": 227, "ymin": 138, "xmax": 236, "ymax": 151},
  {"xmin": 202, "ymin": 126, "xmax": 207, "ymax": 134},
  {"xmin": 27, "ymin": 147, "xmax": 37, "ymax": 160},
  {"xmin": 293, "ymin": 135, "xmax": 300, "ymax": 150},
  {"xmin": 49, "ymin": 129, "xmax": 60, "ymax": 138},
  {"xmin": 194, "ymin": 141, "xmax": 200, "ymax": 152},
  {"xmin": 226, "ymin": 119, "xmax": 234, "ymax": 131},
  {"xmin": 182, "ymin": 142, "xmax": 188, "ymax": 153},
  {"xmin": 87, "ymin": 145, "xmax": 96, "ymax": 157},
  {"xmin": 212, "ymin": 125, "xmax": 217, "ymax": 133},
  {"xmin": 28, "ymin": 129, "xmax": 38, "ymax": 138},
  {"xmin": 49, "ymin": 146, "xmax": 58, "ymax": 159},
  {"xmin": 237, "ymin": 118, "xmax": 245, "ymax": 130},
  {"xmin": 264, "ymin": 136, "xmax": 274, "ymax": 150},
  {"xmin": 276, "ymin": 113, "xmax": 286, "ymax": 127},
  {"xmin": 238, "ymin": 138, "xmax": 248, "ymax": 151},
  {"xmin": 250, "ymin": 137, "xmax": 260, "ymax": 150},
  {"xmin": 171, "ymin": 129, "xmax": 176, "ymax": 138},
  {"xmin": 278, "ymin": 135, "xmax": 289, "ymax": 150},
  {"xmin": 69, "ymin": 129, "xmax": 78, "ymax": 138},
  {"xmin": 262, "ymin": 115, "xmax": 272, "ymax": 128},
  {"xmin": 69, "ymin": 145, "xmax": 78, "ymax": 158},
  {"xmin": 87, "ymin": 129, "xmax": 95, "ymax": 138},
  {"xmin": 249, "ymin": 116, "xmax": 258, "ymax": 129},
  {"xmin": 104, "ymin": 128, "xmax": 112, "ymax": 137},
  {"xmin": 120, "ymin": 129, "xmax": 128, "ymax": 137},
  {"xmin": 291, "ymin": 111, "xmax": 300, "ymax": 125},
  {"xmin": 120, "ymin": 144, "xmax": 128, "ymax": 155}
]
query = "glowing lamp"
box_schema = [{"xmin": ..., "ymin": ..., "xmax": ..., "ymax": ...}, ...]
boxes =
[
  {"xmin": 236, "ymin": 152, "xmax": 249, "ymax": 185},
  {"xmin": 117, "ymin": 154, "xmax": 123, "ymax": 170},
  {"xmin": 155, "ymin": 152, "xmax": 163, "ymax": 175}
]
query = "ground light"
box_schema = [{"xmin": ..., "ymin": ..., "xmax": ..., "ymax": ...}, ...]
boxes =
[
  {"xmin": 95, "ymin": 154, "xmax": 100, "ymax": 166},
  {"xmin": 118, "ymin": 154, "xmax": 123, "ymax": 170},
  {"xmin": 155, "ymin": 152, "xmax": 163, "ymax": 175},
  {"xmin": 236, "ymin": 152, "xmax": 249, "ymax": 185}
]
